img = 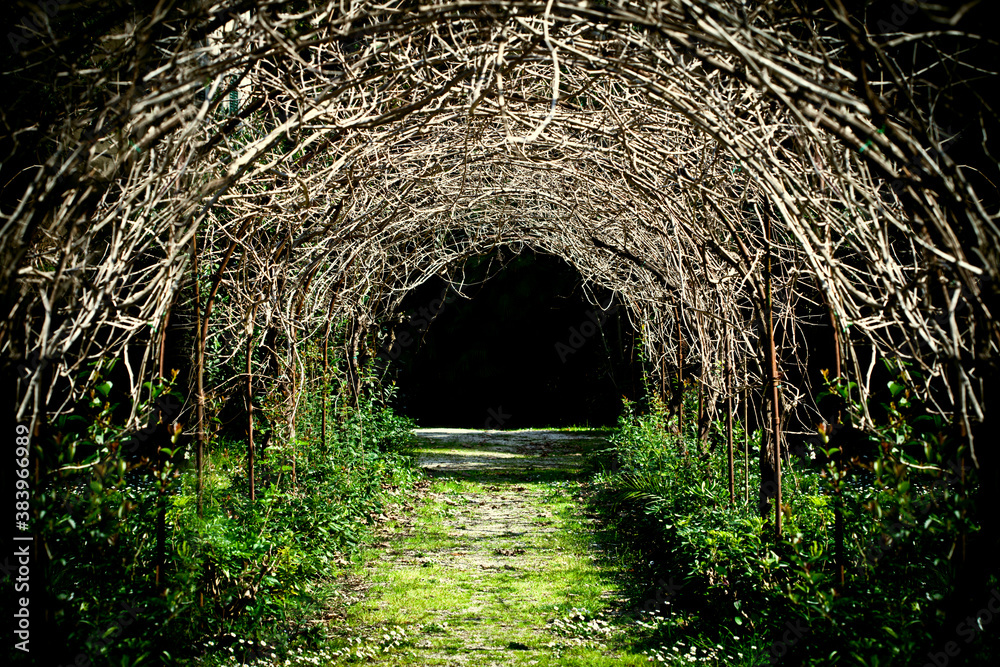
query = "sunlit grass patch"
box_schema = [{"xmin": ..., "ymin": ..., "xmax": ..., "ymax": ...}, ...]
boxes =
[{"xmin": 315, "ymin": 430, "xmax": 648, "ymax": 665}]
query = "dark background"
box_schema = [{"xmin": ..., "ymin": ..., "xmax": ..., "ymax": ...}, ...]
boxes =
[{"xmin": 385, "ymin": 249, "xmax": 643, "ymax": 428}]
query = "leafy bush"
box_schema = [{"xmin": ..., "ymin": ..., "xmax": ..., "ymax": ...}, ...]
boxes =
[
  {"xmin": 11, "ymin": 354, "xmax": 418, "ymax": 666},
  {"xmin": 594, "ymin": 366, "xmax": 993, "ymax": 665}
]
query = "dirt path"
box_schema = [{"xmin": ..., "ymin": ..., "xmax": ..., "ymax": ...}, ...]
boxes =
[{"xmin": 325, "ymin": 428, "xmax": 648, "ymax": 666}]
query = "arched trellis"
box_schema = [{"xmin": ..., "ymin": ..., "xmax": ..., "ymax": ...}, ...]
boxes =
[{"xmin": 3, "ymin": 1, "xmax": 997, "ymax": 546}]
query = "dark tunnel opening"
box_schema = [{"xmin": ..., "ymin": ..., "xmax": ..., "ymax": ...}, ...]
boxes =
[{"xmin": 384, "ymin": 249, "xmax": 643, "ymax": 428}]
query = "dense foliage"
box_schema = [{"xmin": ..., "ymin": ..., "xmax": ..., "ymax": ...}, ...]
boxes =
[
  {"xmin": 6, "ymin": 360, "xmax": 418, "ymax": 666},
  {"xmin": 593, "ymin": 370, "xmax": 997, "ymax": 665}
]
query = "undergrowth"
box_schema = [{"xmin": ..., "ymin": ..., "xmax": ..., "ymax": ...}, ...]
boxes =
[
  {"xmin": 591, "ymin": 363, "xmax": 996, "ymax": 665},
  {"xmin": 13, "ymin": 358, "xmax": 418, "ymax": 666}
]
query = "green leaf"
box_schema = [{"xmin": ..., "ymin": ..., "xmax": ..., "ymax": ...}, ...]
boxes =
[
  {"xmin": 96, "ymin": 381, "xmax": 113, "ymax": 396},
  {"xmin": 888, "ymin": 381, "xmax": 904, "ymax": 397}
]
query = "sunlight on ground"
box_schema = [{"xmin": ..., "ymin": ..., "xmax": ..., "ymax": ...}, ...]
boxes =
[{"xmin": 323, "ymin": 429, "xmax": 648, "ymax": 666}]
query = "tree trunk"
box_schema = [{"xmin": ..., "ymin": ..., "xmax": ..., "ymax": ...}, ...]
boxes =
[
  {"xmin": 726, "ymin": 329, "xmax": 735, "ymax": 506},
  {"xmin": 761, "ymin": 211, "xmax": 783, "ymax": 538},
  {"xmin": 247, "ymin": 307, "xmax": 257, "ymax": 502},
  {"xmin": 195, "ymin": 219, "xmax": 252, "ymax": 514},
  {"xmin": 155, "ymin": 303, "xmax": 172, "ymax": 589},
  {"xmin": 743, "ymin": 365, "xmax": 749, "ymax": 505},
  {"xmin": 676, "ymin": 304, "xmax": 685, "ymax": 453},
  {"xmin": 697, "ymin": 363, "xmax": 706, "ymax": 447},
  {"xmin": 322, "ymin": 322, "xmax": 329, "ymax": 452},
  {"xmin": 828, "ymin": 302, "xmax": 844, "ymax": 587},
  {"xmin": 192, "ymin": 235, "xmax": 205, "ymax": 518}
]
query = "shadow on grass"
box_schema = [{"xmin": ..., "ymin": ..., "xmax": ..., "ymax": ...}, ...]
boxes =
[{"xmin": 411, "ymin": 430, "xmax": 611, "ymax": 486}]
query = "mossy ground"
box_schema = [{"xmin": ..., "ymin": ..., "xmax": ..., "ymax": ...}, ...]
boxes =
[{"xmin": 322, "ymin": 428, "xmax": 650, "ymax": 666}]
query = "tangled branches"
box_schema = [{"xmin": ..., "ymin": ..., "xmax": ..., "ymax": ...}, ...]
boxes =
[{"xmin": 2, "ymin": 0, "xmax": 998, "ymax": 514}]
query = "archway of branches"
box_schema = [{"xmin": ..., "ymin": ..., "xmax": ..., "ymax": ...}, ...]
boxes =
[{"xmin": 4, "ymin": 1, "xmax": 998, "ymax": 536}]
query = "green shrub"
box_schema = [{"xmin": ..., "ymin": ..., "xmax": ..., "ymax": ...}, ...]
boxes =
[
  {"xmin": 594, "ymin": 366, "xmax": 991, "ymax": 665},
  {"xmin": 11, "ymin": 354, "xmax": 419, "ymax": 665}
]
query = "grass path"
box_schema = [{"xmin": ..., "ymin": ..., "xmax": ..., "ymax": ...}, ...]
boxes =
[{"xmin": 325, "ymin": 428, "xmax": 650, "ymax": 666}]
